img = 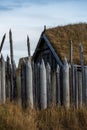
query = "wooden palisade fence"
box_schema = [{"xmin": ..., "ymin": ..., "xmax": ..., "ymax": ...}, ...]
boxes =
[
  {"xmin": 0, "ymin": 30, "xmax": 87, "ymax": 109},
  {"xmin": 19, "ymin": 56, "xmax": 87, "ymax": 109}
]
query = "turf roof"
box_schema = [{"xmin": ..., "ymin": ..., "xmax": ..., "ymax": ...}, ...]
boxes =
[{"xmin": 45, "ymin": 23, "xmax": 87, "ymax": 65}]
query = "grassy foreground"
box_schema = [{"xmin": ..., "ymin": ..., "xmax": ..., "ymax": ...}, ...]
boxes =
[{"xmin": 0, "ymin": 103, "xmax": 87, "ymax": 130}]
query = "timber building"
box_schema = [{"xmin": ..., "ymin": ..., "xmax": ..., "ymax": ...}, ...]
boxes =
[
  {"xmin": 17, "ymin": 23, "xmax": 87, "ymax": 108},
  {"xmin": 31, "ymin": 23, "xmax": 87, "ymax": 107},
  {"xmin": 32, "ymin": 23, "xmax": 87, "ymax": 67}
]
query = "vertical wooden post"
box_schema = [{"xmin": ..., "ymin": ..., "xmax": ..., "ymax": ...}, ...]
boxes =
[
  {"xmin": 21, "ymin": 60, "xmax": 26, "ymax": 108},
  {"xmin": 34, "ymin": 63, "xmax": 37, "ymax": 107},
  {"xmin": 56, "ymin": 65, "xmax": 61, "ymax": 106},
  {"xmin": 40, "ymin": 60, "xmax": 47, "ymax": 109},
  {"xmin": 0, "ymin": 34, "xmax": 6, "ymax": 53},
  {"xmin": 84, "ymin": 66, "xmax": 87, "ymax": 105},
  {"xmin": 6, "ymin": 56, "xmax": 11, "ymax": 99},
  {"xmin": 75, "ymin": 66, "xmax": 78, "ymax": 108},
  {"xmin": 69, "ymin": 40, "xmax": 73, "ymax": 106},
  {"xmin": 27, "ymin": 35, "xmax": 30, "ymax": 57},
  {"xmin": 32, "ymin": 61, "xmax": 35, "ymax": 107},
  {"xmin": 26, "ymin": 60, "xmax": 33, "ymax": 108},
  {"xmin": 1, "ymin": 55, "xmax": 6, "ymax": 104},
  {"xmin": 9, "ymin": 29, "xmax": 14, "ymax": 100},
  {"xmin": 36, "ymin": 63, "xmax": 40, "ymax": 108},
  {"xmin": 79, "ymin": 43, "xmax": 84, "ymax": 105},
  {"xmin": 79, "ymin": 43, "xmax": 84, "ymax": 66},
  {"xmin": 72, "ymin": 65, "xmax": 75, "ymax": 105},
  {"xmin": 46, "ymin": 62, "xmax": 51, "ymax": 107},
  {"xmin": 69, "ymin": 40, "xmax": 73, "ymax": 64},
  {"xmin": 16, "ymin": 68, "xmax": 21, "ymax": 106},
  {"xmin": 63, "ymin": 57, "xmax": 70, "ymax": 108},
  {"xmin": 9, "ymin": 30, "xmax": 14, "ymax": 68},
  {"xmin": 51, "ymin": 70, "xmax": 56, "ymax": 106},
  {"xmin": 13, "ymin": 61, "xmax": 17, "ymax": 100},
  {"xmin": 0, "ymin": 34, "xmax": 6, "ymax": 102},
  {"xmin": 78, "ymin": 70, "xmax": 82, "ymax": 107},
  {"xmin": 0, "ymin": 57, "xmax": 1, "ymax": 102}
]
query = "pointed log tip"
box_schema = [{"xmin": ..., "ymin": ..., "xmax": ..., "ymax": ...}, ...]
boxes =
[
  {"xmin": 9, "ymin": 29, "xmax": 12, "ymax": 35},
  {"xmin": 26, "ymin": 60, "xmax": 32, "ymax": 68},
  {"xmin": 64, "ymin": 57, "xmax": 68, "ymax": 65},
  {"xmin": 79, "ymin": 42, "xmax": 82, "ymax": 46},
  {"xmin": 41, "ymin": 59, "xmax": 45, "ymax": 65},
  {"xmin": 44, "ymin": 25, "xmax": 46, "ymax": 31},
  {"xmin": 56, "ymin": 65, "xmax": 60, "ymax": 72},
  {"xmin": 68, "ymin": 63, "xmax": 71, "ymax": 68},
  {"xmin": 27, "ymin": 35, "xmax": 29, "ymax": 40},
  {"xmin": 27, "ymin": 35, "xmax": 30, "ymax": 44},
  {"xmin": 79, "ymin": 42, "xmax": 83, "ymax": 52},
  {"xmin": 27, "ymin": 35, "xmax": 31, "ymax": 57},
  {"xmin": 4, "ymin": 33, "xmax": 6, "ymax": 37},
  {"xmin": 1, "ymin": 54, "xmax": 4, "ymax": 60},
  {"xmin": 69, "ymin": 39, "xmax": 72, "ymax": 44},
  {"xmin": 46, "ymin": 62, "xmax": 51, "ymax": 69},
  {"xmin": 41, "ymin": 59, "xmax": 46, "ymax": 69},
  {"xmin": 9, "ymin": 29, "xmax": 11, "ymax": 32}
]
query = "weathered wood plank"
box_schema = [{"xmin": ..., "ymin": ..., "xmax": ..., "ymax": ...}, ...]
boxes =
[
  {"xmin": 26, "ymin": 60, "xmax": 33, "ymax": 108},
  {"xmin": 1, "ymin": 55, "xmax": 6, "ymax": 104},
  {"xmin": 63, "ymin": 57, "xmax": 70, "ymax": 108},
  {"xmin": 21, "ymin": 60, "xmax": 26, "ymax": 108},
  {"xmin": 75, "ymin": 66, "xmax": 78, "ymax": 108},
  {"xmin": 46, "ymin": 62, "xmax": 51, "ymax": 107},
  {"xmin": 56, "ymin": 65, "xmax": 61, "ymax": 106},
  {"xmin": 0, "ymin": 58, "xmax": 1, "ymax": 102},
  {"xmin": 40, "ymin": 60, "xmax": 47, "ymax": 109},
  {"xmin": 6, "ymin": 56, "xmax": 11, "ymax": 100}
]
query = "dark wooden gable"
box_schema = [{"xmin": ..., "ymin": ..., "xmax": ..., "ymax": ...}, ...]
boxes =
[{"xmin": 32, "ymin": 34, "xmax": 63, "ymax": 70}]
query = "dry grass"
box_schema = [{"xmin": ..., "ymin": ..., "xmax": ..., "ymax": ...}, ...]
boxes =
[
  {"xmin": 0, "ymin": 103, "xmax": 87, "ymax": 130},
  {"xmin": 0, "ymin": 102, "xmax": 36, "ymax": 130},
  {"xmin": 45, "ymin": 23, "xmax": 87, "ymax": 64}
]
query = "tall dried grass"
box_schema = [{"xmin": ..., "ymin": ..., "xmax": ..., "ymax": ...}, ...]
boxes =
[{"xmin": 0, "ymin": 102, "xmax": 87, "ymax": 130}]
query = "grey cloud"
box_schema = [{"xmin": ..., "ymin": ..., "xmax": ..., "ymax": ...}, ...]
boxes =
[
  {"xmin": 0, "ymin": 0, "xmax": 70, "ymax": 8},
  {"xmin": 0, "ymin": 0, "xmax": 84, "ymax": 11},
  {"xmin": 0, "ymin": 0, "xmax": 23, "ymax": 11},
  {"xmin": 0, "ymin": 5, "xmax": 12, "ymax": 11}
]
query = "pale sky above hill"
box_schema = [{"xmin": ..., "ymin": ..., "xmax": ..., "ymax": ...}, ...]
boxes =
[{"xmin": 0, "ymin": 0, "xmax": 87, "ymax": 65}]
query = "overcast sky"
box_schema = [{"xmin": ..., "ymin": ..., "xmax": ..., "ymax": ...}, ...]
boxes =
[{"xmin": 0, "ymin": 0, "xmax": 87, "ymax": 65}]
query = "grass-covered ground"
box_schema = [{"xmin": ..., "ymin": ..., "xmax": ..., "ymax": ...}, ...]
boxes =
[{"xmin": 0, "ymin": 102, "xmax": 87, "ymax": 130}]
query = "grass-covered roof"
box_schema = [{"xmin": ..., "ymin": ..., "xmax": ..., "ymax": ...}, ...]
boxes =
[{"xmin": 45, "ymin": 23, "xmax": 87, "ymax": 64}]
